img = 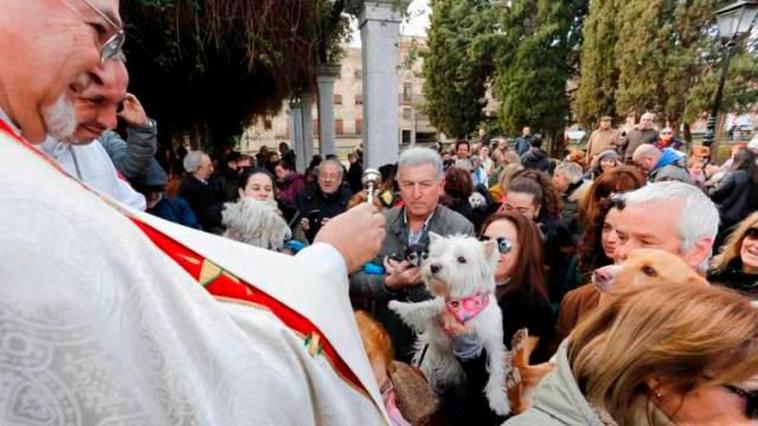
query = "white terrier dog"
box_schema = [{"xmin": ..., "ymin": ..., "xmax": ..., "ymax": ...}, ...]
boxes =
[
  {"xmin": 388, "ymin": 233, "xmax": 511, "ymax": 416},
  {"xmin": 222, "ymin": 198, "xmax": 291, "ymax": 251}
]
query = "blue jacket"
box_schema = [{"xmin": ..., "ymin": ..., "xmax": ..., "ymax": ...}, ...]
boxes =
[
  {"xmin": 514, "ymin": 135, "xmax": 532, "ymax": 156},
  {"xmin": 648, "ymin": 148, "xmax": 689, "ymax": 183},
  {"xmin": 150, "ymin": 197, "xmax": 202, "ymax": 230}
]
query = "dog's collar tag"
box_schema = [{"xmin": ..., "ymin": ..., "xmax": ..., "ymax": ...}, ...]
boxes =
[{"xmin": 446, "ymin": 293, "xmax": 491, "ymax": 324}]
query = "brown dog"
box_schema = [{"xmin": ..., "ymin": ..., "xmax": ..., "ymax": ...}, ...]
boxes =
[
  {"xmin": 508, "ymin": 249, "xmax": 708, "ymax": 414},
  {"xmin": 593, "ymin": 248, "xmax": 708, "ymax": 306}
]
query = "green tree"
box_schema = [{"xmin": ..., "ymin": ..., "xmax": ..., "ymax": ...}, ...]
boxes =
[
  {"xmin": 125, "ymin": 0, "xmax": 349, "ymax": 153},
  {"xmin": 573, "ymin": 0, "xmax": 619, "ymax": 128},
  {"xmin": 422, "ymin": 0, "xmax": 496, "ymax": 138},
  {"xmin": 493, "ymin": 0, "xmax": 586, "ymax": 141}
]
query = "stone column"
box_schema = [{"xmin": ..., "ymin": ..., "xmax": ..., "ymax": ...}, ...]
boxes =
[
  {"xmin": 289, "ymin": 98, "xmax": 306, "ymax": 172},
  {"xmin": 316, "ymin": 64, "xmax": 341, "ymax": 157},
  {"xmin": 357, "ymin": 1, "xmax": 405, "ymax": 168},
  {"xmin": 301, "ymin": 92, "xmax": 315, "ymax": 164}
]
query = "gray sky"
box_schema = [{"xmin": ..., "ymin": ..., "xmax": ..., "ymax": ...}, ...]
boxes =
[{"xmin": 348, "ymin": 0, "xmax": 430, "ymax": 47}]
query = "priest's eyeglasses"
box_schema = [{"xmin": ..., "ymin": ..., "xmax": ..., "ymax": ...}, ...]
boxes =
[{"xmin": 78, "ymin": 0, "xmax": 126, "ymax": 62}]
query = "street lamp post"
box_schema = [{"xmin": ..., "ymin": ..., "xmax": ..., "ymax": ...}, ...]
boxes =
[{"xmin": 702, "ymin": 0, "xmax": 758, "ymax": 149}]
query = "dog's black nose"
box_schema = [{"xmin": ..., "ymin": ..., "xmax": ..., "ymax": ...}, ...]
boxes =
[{"xmin": 430, "ymin": 264, "xmax": 441, "ymax": 274}]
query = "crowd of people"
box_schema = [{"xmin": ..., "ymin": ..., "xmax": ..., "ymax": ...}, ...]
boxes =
[{"xmin": 0, "ymin": 2, "xmax": 756, "ymax": 425}]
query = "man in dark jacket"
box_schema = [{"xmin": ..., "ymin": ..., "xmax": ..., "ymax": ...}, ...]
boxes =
[
  {"xmin": 295, "ymin": 158, "xmax": 353, "ymax": 242},
  {"xmin": 349, "ymin": 147, "xmax": 474, "ymax": 362},
  {"xmin": 178, "ymin": 150, "xmax": 226, "ymax": 234},
  {"xmin": 619, "ymin": 112, "xmax": 658, "ymax": 163},
  {"xmin": 520, "ymin": 135, "xmax": 551, "ymax": 173},
  {"xmin": 514, "ymin": 126, "xmax": 532, "ymax": 156}
]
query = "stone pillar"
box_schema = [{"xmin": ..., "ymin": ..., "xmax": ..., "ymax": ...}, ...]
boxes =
[
  {"xmin": 289, "ymin": 98, "xmax": 306, "ymax": 172},
  {"xmin": 358, "ymin": 1, "xmax": 404, "ymax": 168},
  {"xmin": 316, "ymin": 64, "xmax": 341, "ymax": 157},
  {"xmin": 302, "ymin": 93, "xmax": 315, "ymax": 164}
]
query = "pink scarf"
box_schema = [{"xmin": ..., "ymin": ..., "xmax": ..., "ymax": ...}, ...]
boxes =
[{"xmin": 446, "ymin": 293, "xmax": 491, "ymax": 324}]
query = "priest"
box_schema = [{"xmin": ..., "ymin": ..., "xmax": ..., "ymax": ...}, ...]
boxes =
[{"xmin": 0, "ymin": 1, "xmax": 387, "ymax": 424}]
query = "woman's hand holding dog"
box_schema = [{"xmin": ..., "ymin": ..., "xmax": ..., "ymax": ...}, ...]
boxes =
[{"xmin": 440, "ymin": 310, "xmax": 469, "ymax": 337}]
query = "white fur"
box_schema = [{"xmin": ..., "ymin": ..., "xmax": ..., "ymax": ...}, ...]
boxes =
[
  {"xmin": 222, "ymin": 198, "xmax": 291, "ymax": 251},
  {"xmin": 388, "ymin": 233, "xmax": 511, "ymax": 416}
]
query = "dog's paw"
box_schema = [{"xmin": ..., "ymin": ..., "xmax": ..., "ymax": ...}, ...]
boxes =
[{"xmin": 486, "ymin": 383, "xmax": 511, "ymax": 417}]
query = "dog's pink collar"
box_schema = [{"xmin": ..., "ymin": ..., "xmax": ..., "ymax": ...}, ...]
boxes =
[{"xmin": 445, "ymin": 292, "xmax": 491, "ymax": 325}]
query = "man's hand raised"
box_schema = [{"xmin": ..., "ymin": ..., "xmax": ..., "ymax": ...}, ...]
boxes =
[{"xmin": 314, "ymin": 203, "xmax": 385, "ymax": 273}]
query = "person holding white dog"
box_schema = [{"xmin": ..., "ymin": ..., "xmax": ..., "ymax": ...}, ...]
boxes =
[{"xmin": 349, "ymin": 147, "xmax": 474, "ymax": 363}]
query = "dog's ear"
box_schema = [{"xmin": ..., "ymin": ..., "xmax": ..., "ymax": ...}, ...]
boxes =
[{"xmin": 428, "ymin": 232, "xmax": 443, "ymax": 246}]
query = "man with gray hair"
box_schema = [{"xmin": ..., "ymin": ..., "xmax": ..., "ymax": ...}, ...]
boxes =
[
  {"xmin": 557, "ymin": 181, "xmax": 719, "ymax": 340},
  {"xmin": 619, "ymin": 112, "xmax": 658, "ymax": 163},
  {"xmin": 296, "ymin": 158, "xmax": 353, "ymax": 242},
  {"xmin": 632, "ymin": 143, "xmax": 690, "ymax": 183},
  {"xmin": 178, "ymin": 150, "xmax": 225, "ymax": 233},
  {"xmin": 350, "ymin": 146, "xmax": 474, "ymax": 361}
]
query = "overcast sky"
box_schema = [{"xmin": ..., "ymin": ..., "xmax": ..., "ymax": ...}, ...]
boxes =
[{"xmin": 348, "ymin": 0, "xmax": 430, "ymax": 47}]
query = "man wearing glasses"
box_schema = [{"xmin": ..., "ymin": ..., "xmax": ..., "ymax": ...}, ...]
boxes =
[{"xmin": 0, "ymin": 1, "xmax": 389, "ymax": 424}]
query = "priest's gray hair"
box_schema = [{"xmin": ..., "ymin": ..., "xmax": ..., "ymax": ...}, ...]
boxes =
[
  {"xmin": 555, "ymin": 162, "xmax": 584, "ymax": 184},
  {"xmin": 398, "ymin": 147, "xmax": 444, "ymax": 180},
  {"xmin": 183, "ymin": 151, "xmax": 207, "ymax": 174},
  {"xmin": 616, "ymin": 181, "xmax": 719, "ymax": 268},
  {"xmin": 222, "ymin": 198, "xmax": 291, "ymax": 251}
]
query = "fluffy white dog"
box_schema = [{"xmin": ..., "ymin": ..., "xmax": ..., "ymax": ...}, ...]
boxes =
[
  {"xmin": 222, "ymin": 198, "xmax": 291, "ymax": 251},
  {"xmin": 388, "ymin": 233, "xmax": 511, "ymax": 416}
]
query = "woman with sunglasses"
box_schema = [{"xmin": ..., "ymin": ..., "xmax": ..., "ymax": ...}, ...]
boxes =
[
  {"xmin": 507, "ymin": 283, "xmax": 758, "ymax": 425},
  {"xmin": 709, "ymin": 211, "xmax": 758, "ymax": 300},
  {"xmin": 440, "ymin": 212, "xmax": 553, "ymax": 425}
]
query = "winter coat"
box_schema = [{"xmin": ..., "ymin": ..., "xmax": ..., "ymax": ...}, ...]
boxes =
[
  {"xmin": 348, "ymin": 206, "xmax": 474, "ymax": 362},
  {"xmin": 620, "ymin": 128, "xmax": 658, "ymax": 163},
  {"xmin": 515, "ymin": 135, "xmax": 533, "ymax": 156},
  {"xmin": 178, "ymin": 175, "xmax": 226, "ymax": 234},
  {"xmin": 505, "ymin": 340, "xmax": 674, "ymax": 426},
  {"xmin": 295, "ymin": 183, "xmax": 353, "ymax": 241},
  {"xmin": 709, "ymin": 170, "xmax": 758, "ymax": 230},
  {"xmin": 648, "ymin": 148, "xmax": 690, "ymax": 183},
  {"xmin": 99, "ymin": 120, "xmax": 158, "ymax": 179},
  {"xmin": 521, "ymin": 148, "xmax": 551, "ymax": 173},
  {"xmin": 277, "ymin": 172, "xmax": 306, "ymax": 208},
  {"xmin": 149, "ymin": 196, "xmax": 201, "ymax": 230},
  {"xmin": 708, "ymin": 264, "xmax": 758, "ymax": 300}
]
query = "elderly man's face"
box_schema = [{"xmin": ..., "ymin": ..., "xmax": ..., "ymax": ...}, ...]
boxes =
[
  {"xmin": 639, "ymin": 114, "xmax": 654, "ymax": 130},
  {"xmin": 73, "ymin": 60, "xmax": 128, "ymax": 144},
  {"xmin": 0, "ymin": 1, "xmax": 122, "ymax": 143},
  {"xmin": 611, "ymin": 201, "xmax": 711, "ymax": 270},
  {"xmin": 318, "ymin": 163, "xmax": 343, "ymax": 195},
  {"xmin": 397, "ymin": 163, "xmax": 443, "ymax": 220},
  {"xmin": 195, "ymin": 154, "xmax": 214, "ymax": 180}
]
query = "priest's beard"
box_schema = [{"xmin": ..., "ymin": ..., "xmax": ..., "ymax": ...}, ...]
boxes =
[{"xmin": 41, "ymin": 94, "xmax": 77, "ymax": 142}]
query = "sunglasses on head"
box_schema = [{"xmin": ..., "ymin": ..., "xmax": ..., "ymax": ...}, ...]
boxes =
[
  {"xmin": 479, "ymin": 236, "xmax": 513, "ymax": 254},
  {"xmin": 722, "ymin": 384, "xmax": 757, "ymax": 419}
]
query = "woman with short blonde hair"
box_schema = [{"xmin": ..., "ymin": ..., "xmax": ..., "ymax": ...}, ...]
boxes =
[{"xmin": 507, "ymin": 283, "xmax": 758, "ymax": 425}]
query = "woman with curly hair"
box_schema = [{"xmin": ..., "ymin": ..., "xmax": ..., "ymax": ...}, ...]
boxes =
[{"xmin": 708, "ymin": 211, "xmax": 758, "ymax": 299}]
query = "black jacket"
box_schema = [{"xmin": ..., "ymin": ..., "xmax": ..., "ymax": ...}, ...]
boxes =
[
  {"xmin": 709, "ymin": 170, "xmax": 758, "ymax": 230},
  {"xmin": 708, "ymin": 264, "xmax": 758, "ymax": 300},
  {"xmin": 178, "ymin": 175, "xmax": 225, "ymax": 234},
  {"xmin": 295, "ymin": 183, "xmax": 353, "ymax": 241},
  {"xmin": 520, "ymin": 148, "xmax": 550, "ymax": 173}
]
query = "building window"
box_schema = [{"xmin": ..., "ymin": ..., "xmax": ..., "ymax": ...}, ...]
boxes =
[
  {"xmin": 355, "ymin": 94, "xmax": 363, "ymax": 105},
  {"xmin": 402, "ymin": 108, "xmax": 412, "ymax": 121},
  {"xmin": 334, "ymin": 94, "xmax": 342, "ymax": 105},
  {"xmin": 263, "ymin": 118, "xmax": 272, "ymax": 130},
  {"xmin": 401, "ymin": 129, "xmax": 411, "ymax": 144},
  {"xmin": 354, "ymin": 69, "xmax": 362, "ymax": 79},
  {"xmin": 402, "ymin": 83, "xmax": 412, "ymax": 103},
  {"xmin": 313, "ymin": 119, "xmax": 319, "ymax": 137},
  {"xmin": 335, "ymin": 119, "xmax": 344, "ymax": 136},
  {"xmin": 355, "ymin": 119, "xmax": 363, "ymax": 135}
]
